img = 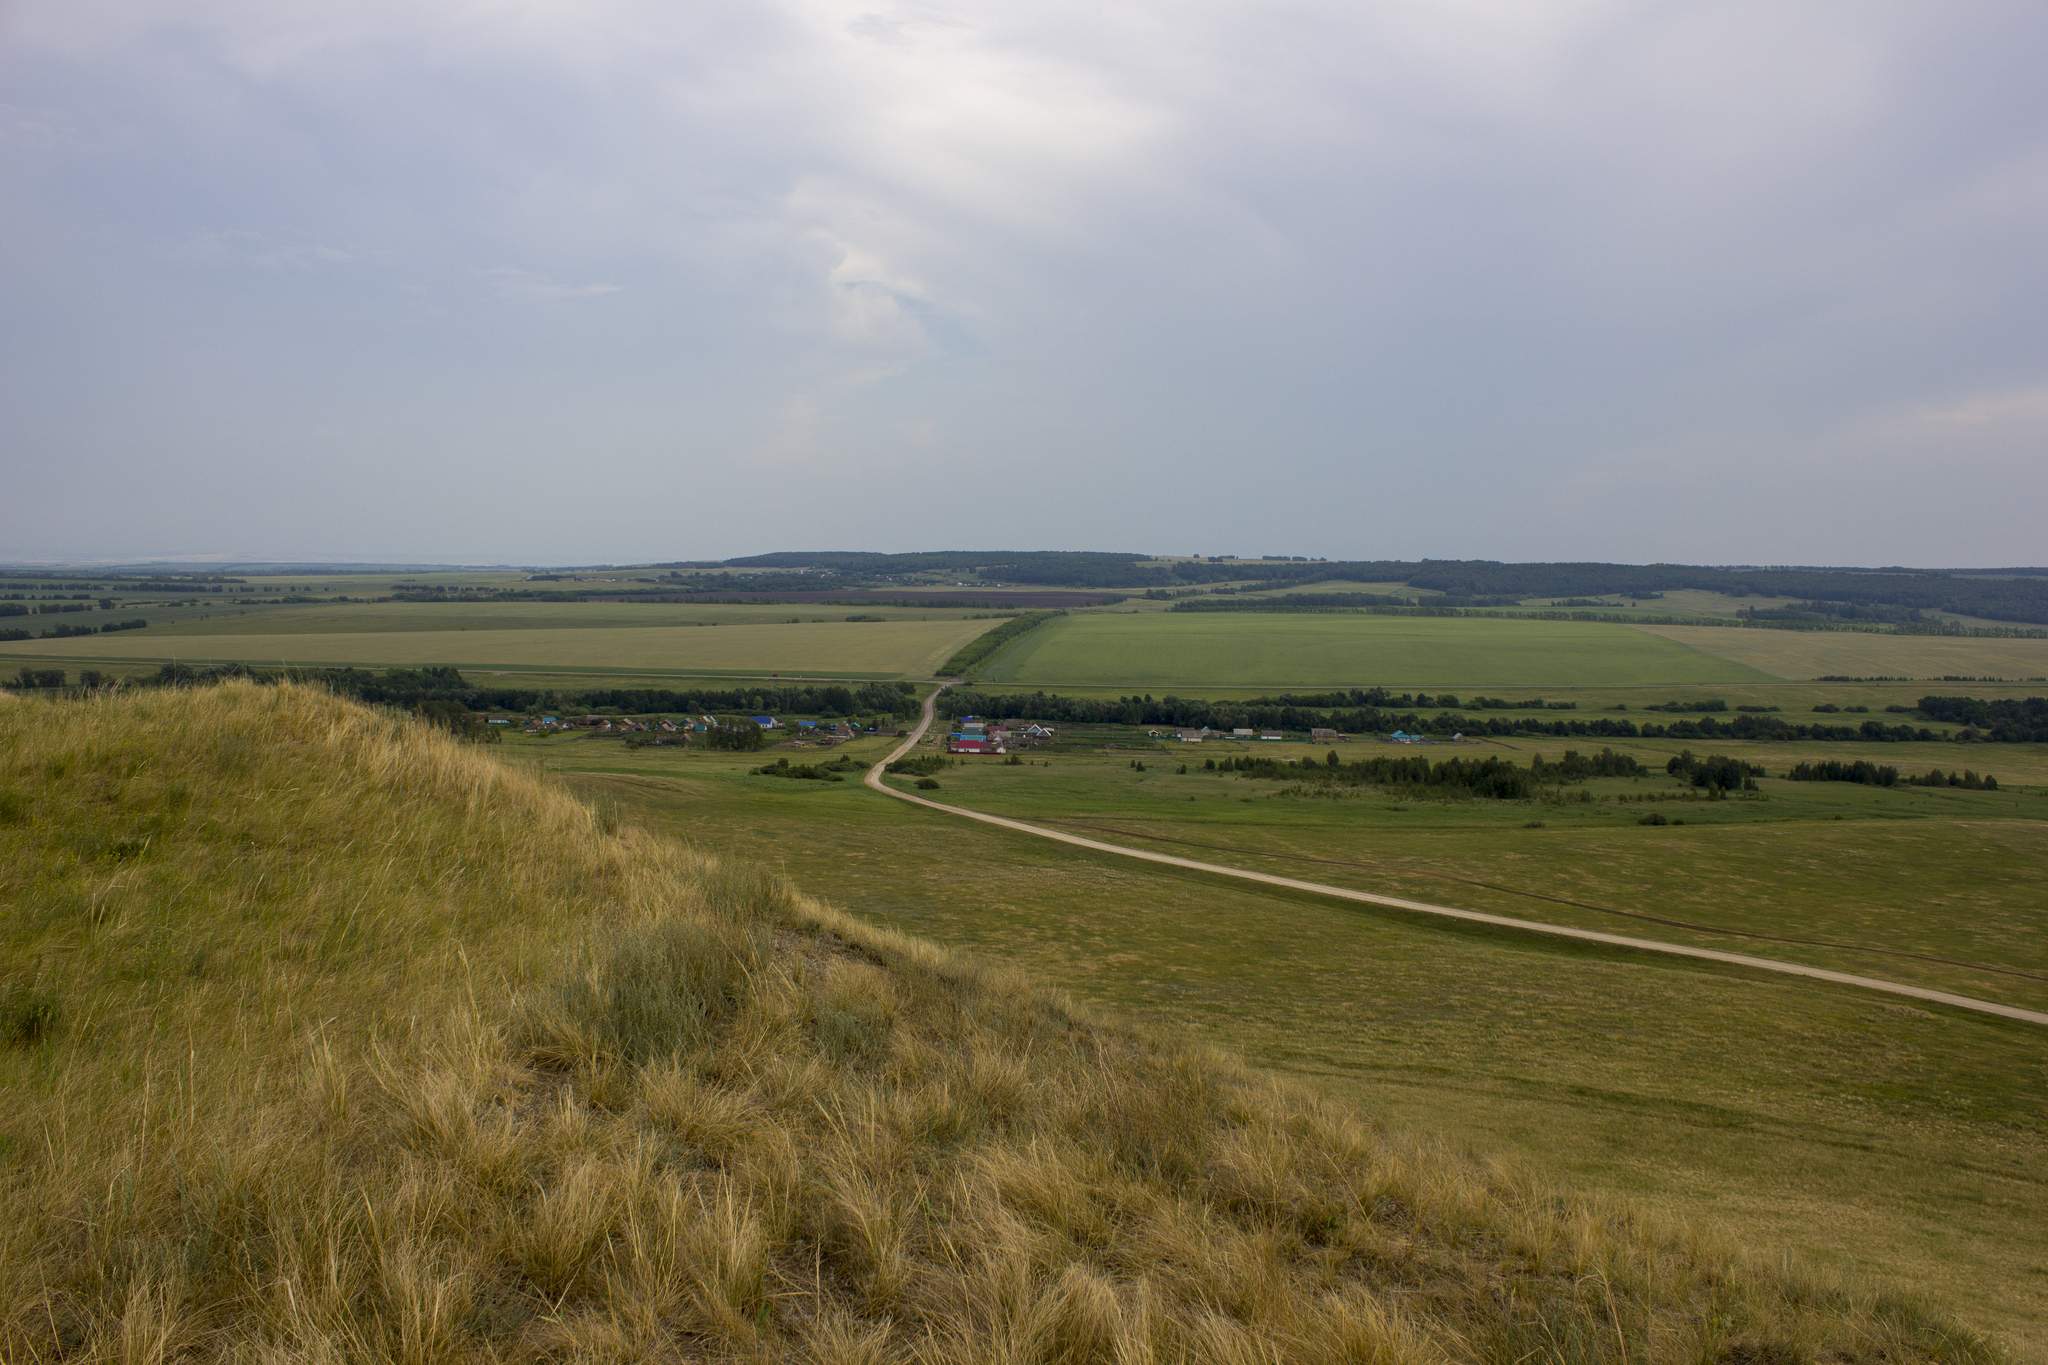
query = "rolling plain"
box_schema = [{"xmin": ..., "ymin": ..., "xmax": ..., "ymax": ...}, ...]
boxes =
[
  {"xmin": 3, "ymin": 683, "xmax": 1997, "ymax": 1362},
  {"xmin": 519, "ymin": 721, "xmax": 2048, "ymax": 1352},
  {"xmin": 6, "ymin": 572, "xmax": 2048, "ymax": 1355},
  {"xmin": 0, "ymin": 616, "xmax": 992, "ymax": 680}
]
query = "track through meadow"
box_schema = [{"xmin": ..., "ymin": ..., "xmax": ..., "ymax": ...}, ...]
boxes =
[{"xmin": 866, "ymin": 688, "xmax": 2048, "ymax": 1029}]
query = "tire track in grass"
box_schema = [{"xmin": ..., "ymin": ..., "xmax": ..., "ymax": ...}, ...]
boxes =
[
  {"xmin": 1028, "ymin": 819, "xmax": 2048, "ymax": 986},
  {"xmin": 865, "ymin": 688, "xmax": 2048, "ymax": 1029}
]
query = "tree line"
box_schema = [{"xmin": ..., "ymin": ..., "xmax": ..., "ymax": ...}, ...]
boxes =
[
  {"xmin": 1168, "ymin": 592, "xmax": 1422, "ymax": 611},
  {"xmin": 940, "ymin": 611, "xmax": 1061, "ymax": 676},
  {"xmin": 0, "ymin": 663, "xmax": 924, "ymax": 721},
  {"xmin": 13, "ymin": 553, "xmax": 2048, "ymax": 621},
  {"xmin": 1913, "ymin": 695, "xmax": 2048, "ymax": 742},
  {"xmin": 597, "ymin": 556, "xmax": 2048, "ymax": 622},
  {"xmin": 1207, "ymin": 746, "xmax": 1644, "ymax": 799},
  {"xmin": 936, "ymin": 689, "xmax": 2020, "ymax": 743}
]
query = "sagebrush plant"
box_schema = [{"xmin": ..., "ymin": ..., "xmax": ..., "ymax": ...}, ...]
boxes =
[{"xmin": 0, "ymin": 682, "xmax": 2000, "ymax": 1363}]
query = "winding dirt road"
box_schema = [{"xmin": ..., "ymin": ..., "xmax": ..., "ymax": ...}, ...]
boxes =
[{"xmin": 865, "ymin": 687, "xmax": 2048, "ymax": 1029}]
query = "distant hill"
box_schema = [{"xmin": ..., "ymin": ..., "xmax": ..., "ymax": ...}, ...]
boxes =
[
  {"xmin": 0, "ymin": 681, "xmax": 1991, "ymax": 1361},
  {"xmin": 658, "ymin": 554, "xmax": 2048, "ymax": 624},
  {"xmin": 9, "ymin": 553, "xmax": 2047, "ymax": 622}
]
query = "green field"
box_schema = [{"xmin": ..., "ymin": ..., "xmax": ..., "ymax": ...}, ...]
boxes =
[
  {"xmin": 980, "ymin": 613, "xmax": 1781, "ymax": 688},
  {"xmin": 0, "ymin": 619, "xmax": 990, "ymax": 679},
  {"xmin": 509, "ymin": 724, "xmax": 2048, "ymax": 1353},
  {"xmin": 1641, "ymin": 623, "xmax": 2048, "ymax": 680},
  {"xmin": 118, "ymin": 600, "xmax": 990, "ymax": 636}
]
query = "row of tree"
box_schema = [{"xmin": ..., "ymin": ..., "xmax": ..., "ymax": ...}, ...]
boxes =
[
  {"xmin": 1913, "ymin": 695, "xmax": 2048, "ymax": 742},
  {"xmin": 942, "ymin": 611, "xmax": 1061, "ymax": 676},
  {"xmin": 0, "ymin": 663, "xmax": 926, "ymax": 723},
  {"xmin": 1786, "ymin": 760, "xmax": 1899, "ymax": 787},
  {"xmin": 1209, "ymin": 746, "xmax": 1647, "ymax": 799},
  {"xmin": 1213, "ymin": 751, "xmax": 1544, "ymax": 799},
  {"xmin": 935, "ymin": 689, "xmax": 2022, "ymax": 743},
  {"xmin": 1906, "ymin": 768, "xmax": 1999, "ymax": 789},
  {"xmin": 1779, "ymin": 759, "xmax": 2004, "ymax": 790}
]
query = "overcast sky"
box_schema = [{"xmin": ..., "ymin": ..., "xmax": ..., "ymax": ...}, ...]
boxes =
[{"xmin": 3, "ymin": 1, "xmax": 2045, "ymax": 567}]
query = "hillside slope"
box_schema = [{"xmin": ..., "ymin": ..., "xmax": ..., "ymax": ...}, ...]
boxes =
[{"xmin": 0, "ymin": 682, "xmax": 1996, "ymax": 1363}]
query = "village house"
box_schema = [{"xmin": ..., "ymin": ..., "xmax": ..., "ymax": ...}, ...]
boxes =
[
  {"xmin": 947, "ymin": 715, "xmax": 1004, "ymax": 754},
  {"xmin": 1310, "ymin": 727, "xmax": 1344, "ymax": 742}
]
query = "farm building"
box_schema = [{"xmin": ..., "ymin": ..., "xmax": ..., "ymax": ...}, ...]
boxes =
[
  {"xmin": 947, "ymin": 717, "xmax": 1005, "ymax": 754},
  {"xmin": 1310, "ymin": 727, "xmax": 1345, "ymax": 742}
]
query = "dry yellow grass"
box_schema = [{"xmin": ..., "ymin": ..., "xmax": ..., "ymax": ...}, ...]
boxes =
[{"xmin": 0, "ymin": 682, "xmax": 2000, "ymax": 1363}]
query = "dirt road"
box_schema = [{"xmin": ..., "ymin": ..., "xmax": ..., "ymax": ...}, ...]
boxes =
[{"xmin": 865, "ymin": 687, "xmax": 2048, "ymax": 1029}]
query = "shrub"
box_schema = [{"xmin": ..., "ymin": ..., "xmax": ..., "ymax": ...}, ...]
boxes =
[
  {"xmin": 751, "ymin": 758, "xmax": 844, "ymax": 782},
  {"xmin": 914, "ymin": 777, "xmax": 941, "ymax": 790}
]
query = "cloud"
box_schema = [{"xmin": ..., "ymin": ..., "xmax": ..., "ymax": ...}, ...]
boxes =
[
  {"xmin": 480, "ymin": 266, "xmax": 622, "ymax": 301},
  {"xmin": 1, "ymin": 0, "xmax": 2045, "ymax": 563}
]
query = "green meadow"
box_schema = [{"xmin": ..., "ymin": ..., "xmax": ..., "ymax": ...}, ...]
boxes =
[
  {"xmin": 980, "ymin": 612, "xmax": 1780, "ymax": 688},
  {"xmin": 127, "ymin": 599, "xmax": 993, "ymax": 636},
  {"xmin": 0, "ymin": 618, "xmax": 991, "ymax": 680},
  {"xmin": 1639, "ymin": 623, "xmax": 2048, "ymax": 680},
  {"xmin": 509, "ymin": 725, "xmax": 2048, "ymax": 1353}
]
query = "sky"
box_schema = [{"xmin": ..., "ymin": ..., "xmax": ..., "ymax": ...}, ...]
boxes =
[{"xmin": 3, "ymin": 1, "xmax": 2045, "ymax": 568}]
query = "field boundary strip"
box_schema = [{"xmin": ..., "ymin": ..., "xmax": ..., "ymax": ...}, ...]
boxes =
[{"xmin": 865, "ymin": 688, "xmax": 2048, "ymax": 1030}]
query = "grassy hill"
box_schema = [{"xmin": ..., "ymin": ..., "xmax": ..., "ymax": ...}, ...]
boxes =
[{"xmin": 0, "ymin": 682, "xmax": 1997, "ymax": 1363}]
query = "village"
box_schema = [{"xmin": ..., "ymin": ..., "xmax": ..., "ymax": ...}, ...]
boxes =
[
  {"xmin": 504, "ymin": 713, "xmax": 886, "ymax": 746},
  {"xmin": 487, "ymin": 710, "xmax": 1464, "ymax": 754}
]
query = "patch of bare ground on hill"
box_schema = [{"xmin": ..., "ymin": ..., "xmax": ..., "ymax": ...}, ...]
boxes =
[{"xmin": 0, "ymin": 683, "xmax": 1999, "ymax": 1363}]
